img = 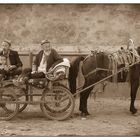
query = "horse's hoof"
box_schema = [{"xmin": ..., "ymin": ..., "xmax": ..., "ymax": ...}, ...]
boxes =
[
  {"xmin": 130, "ymin": 108, "xmax": 138, "ymax": 114},
  {"xmin": 85, "ymin": 111, "xmax": 90, "ymax": 116},
  {"xmin": 80, "ymin": 113, "xmax": 87, "ymax": 120},
  {"xmin": 81, "ymin": 111, "xmax": 90, "ymax": 117},
  {"xmin": 81, "ymin": 112, "xmax": 86, "ymax": 117}
]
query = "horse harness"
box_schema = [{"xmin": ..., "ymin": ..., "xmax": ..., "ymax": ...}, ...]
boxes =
[{"xmin": 83, "ymin": 49, "xmax": 140, "ymax": 80}]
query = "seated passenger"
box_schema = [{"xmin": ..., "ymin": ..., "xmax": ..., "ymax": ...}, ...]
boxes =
[
  {"xmin": 0, "ymin": 40, "xmax": 22, "ymax": 80},
  {"xmin": 16, "ymin": 39, "xmax": 64, "ymax": 84}
]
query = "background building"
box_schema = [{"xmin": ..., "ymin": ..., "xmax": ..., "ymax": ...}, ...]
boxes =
[{"xmin": 0, "ymin": 4, "xmax": 139, "ymax": 53}]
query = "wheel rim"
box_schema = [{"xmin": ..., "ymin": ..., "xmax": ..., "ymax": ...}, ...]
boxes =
[
  {"xmin": 40, "ymin": 86, "xmax": 75, "ymax": 120},
  {"xmin": 0, "ymin": 84, "xmax": 28, "ymax": 113},
  {"xmin": 0, "ymin": 93, "xmax": 19, "ymax": 120}
]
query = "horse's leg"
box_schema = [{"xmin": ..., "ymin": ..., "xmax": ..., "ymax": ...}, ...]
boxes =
[
  {"xmin": 130, "ymin": 65, "xmax": 140, "ymax": 114},
  {"xmin": 79, "ymin": 79, "xmax": 94, "ymax": 116},
  {"xmin": 130, "ymin": 78, "xmax": 139, "ymax": 114},
  {"xmin": 68, "ymin": 57, "xmax": 84, "ymax": 94}
]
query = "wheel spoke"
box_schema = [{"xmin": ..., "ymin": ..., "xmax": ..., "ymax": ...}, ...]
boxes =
[
  {"xmin": 0, "ymin": 85, "xmax": 28, "ymax": 113},
  {"xmin": 0, "ymin": 94, "xmax": 19, "ymax": 120},
  {"xmin": 40, "ymin": 85, "xmax": 75, "ymax": 120}
]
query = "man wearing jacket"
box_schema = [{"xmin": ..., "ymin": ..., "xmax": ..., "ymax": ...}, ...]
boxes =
[
  {"xmin": 17, "ymin": 39, "xmax": 63, "ymax": 82},
  {"xmin": 32, "ymin": 39, "xmax": 63, "ymax": 77},
  {"xmin": 0, "ymin": 40, "xmax": 22, "ymax": 80}
]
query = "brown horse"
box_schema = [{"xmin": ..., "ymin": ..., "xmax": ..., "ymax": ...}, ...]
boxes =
[{"xmin": 69, "ymin": 47, "xmax": 140, "ymax": 116}]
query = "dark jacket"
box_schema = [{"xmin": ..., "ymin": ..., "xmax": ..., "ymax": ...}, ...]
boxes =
[
  {"xmin": 0, "ymin": 49, "xmax": 23, "ymax": 68},
  {"xmin": 34, "ymin": 49, "xmax": 63, "ymax": 71}
]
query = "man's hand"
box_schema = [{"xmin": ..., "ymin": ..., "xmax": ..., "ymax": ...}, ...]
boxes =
[
  {"xmin": 9, "ymin": 65, "xmax": 17, "ymax": 70},
  {"xmin": 31, "ymin": 71, "xmax": 37, "ymax": 74}
]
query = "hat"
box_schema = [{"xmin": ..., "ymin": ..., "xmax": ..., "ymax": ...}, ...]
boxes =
[
  {"xmin": 3, "ymin": 39, "xmax": 11, "ymax": 46},
  {"xmin": 41, "ymin": 40, "xmax": 50, "ymax": 45}
]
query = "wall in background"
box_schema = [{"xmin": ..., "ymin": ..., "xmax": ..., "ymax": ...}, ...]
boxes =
[{"xmin": 0, "ymin": 4, "xmax": 140, "ymax": 53}]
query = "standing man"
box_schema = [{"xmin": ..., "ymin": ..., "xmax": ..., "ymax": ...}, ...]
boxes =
[{"xmin": 0, "ymin": 40, "xmax": 22, "ymax": 79}]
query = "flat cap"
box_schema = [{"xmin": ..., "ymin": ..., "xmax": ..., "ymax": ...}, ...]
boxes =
[
  {"xmin": 3, "ymin": 39, "xmax": 11, "ymax": 46},
  {"xmin": 41, "ymin": 40, "xmax": 50, "ymax": 45}
]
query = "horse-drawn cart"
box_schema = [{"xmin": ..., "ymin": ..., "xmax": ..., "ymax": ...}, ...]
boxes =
[
  {"xmin": 1, "ymin": 60, "xmax": 139, "ymax": 121},
  {"xmin": 0, "ymin": 62, "xmax": 75, "ymax": 121},
  {"xmin": 0, "ymin": 41, "xmax": 140, "ymax": 121}
]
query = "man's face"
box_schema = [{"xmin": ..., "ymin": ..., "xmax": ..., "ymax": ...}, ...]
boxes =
[
  {"xmin": 42, "ymin": 42, "xmax": 51, "ymax": 55},
  {"xmin": 2, "ymin": 41, "xmax": 10, "ymax": 52}
]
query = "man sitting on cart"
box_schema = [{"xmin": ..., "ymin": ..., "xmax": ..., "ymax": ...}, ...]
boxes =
[
  {"xmin": 0, "ymin": 40, "xmax": 23, "ymax": 81},
  {"xmin": 15, "ymin": 39, "xmax": 67, "ymax": 85}
]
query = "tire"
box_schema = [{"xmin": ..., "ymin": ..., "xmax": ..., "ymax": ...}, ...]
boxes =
[
  {"xmin": 0, "ymin": 84, "xmax": 28, "ymax": 113},
  {"xmin": 0, "ymin": 93, "xmax": 19, "ymax": 120},
  {"xmin": 43, "ymin": 84, "xmax": 72, "ymax": 113},
  {"xmin": 40, "ymin": 85, "xmax": 75, "ymax": 120}
]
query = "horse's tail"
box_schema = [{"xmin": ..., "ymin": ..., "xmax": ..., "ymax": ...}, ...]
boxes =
[{"xmin": 68, "ymin": 56, "xmax": 85, "ymax": 94}]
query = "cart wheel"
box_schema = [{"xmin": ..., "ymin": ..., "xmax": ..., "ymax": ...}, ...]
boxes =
[
  {"xmin": 0, "ymin": 84, "xmax": 28, "ymax": 113},
  {"xmin": 42, "ymin": 85, "xmax": 72, "ymax": 113},
  {"xmin": 0, "ymin": 93, "xmax": 19, "ymax": 120},
  {"xmin": 40, "ymin": 85, "xmax": 75, "ymax": 120}
]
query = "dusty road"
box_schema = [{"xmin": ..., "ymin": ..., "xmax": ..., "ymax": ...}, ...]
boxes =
[{"xmin": 0, "ymin": 97, "xmax": 140, "ymax": 136}]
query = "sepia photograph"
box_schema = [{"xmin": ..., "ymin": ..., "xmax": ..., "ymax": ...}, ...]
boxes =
[{"xmin": 0, "ymin": 3, "xmax": 140, "ymax": 136}]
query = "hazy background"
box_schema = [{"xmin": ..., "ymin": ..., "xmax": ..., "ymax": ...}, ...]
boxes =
[{"xmin": 0, "ymin": 4, "xmax": 139, "ymax": 53}]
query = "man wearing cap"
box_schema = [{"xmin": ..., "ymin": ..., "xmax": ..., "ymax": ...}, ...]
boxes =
[
  {"xmin": 32, "ymin": 40, "xmax": 63, "ymax": 76},
  {"xmin": 0, "ymin": 40, "xmax": 22, "ymax": 80},
  {"xmin": 16, "ymin": 40, "xmax": 63, "ymax": 83}
]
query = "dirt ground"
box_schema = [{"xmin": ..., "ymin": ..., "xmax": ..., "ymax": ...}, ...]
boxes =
[{"xmin": 0, "ymin": 96, "xmax": 140, "ymax": 137}]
